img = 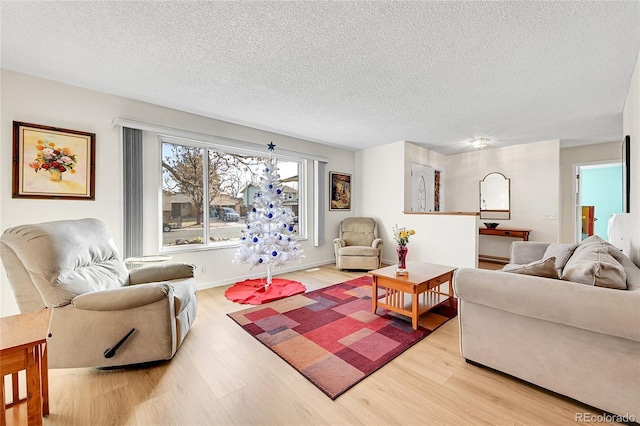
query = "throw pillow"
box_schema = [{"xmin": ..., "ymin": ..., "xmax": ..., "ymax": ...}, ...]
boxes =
[
  {"xmin": 542, "ymin": 243, "xmax": 579, "ymax": 270},
  {"xmin": 562, "ymin": 247, "xmax": 627, "ymax": 290},
  {"xmin": 502, "ymin": 256, "xmax": 559, "ymax": 279},
  {"xmin": 571, "ymin": 235, "xmax": 607, "ymax": 258}
]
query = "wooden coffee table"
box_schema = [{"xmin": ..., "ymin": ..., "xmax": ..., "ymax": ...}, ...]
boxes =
[{"xmin": 369, "ymin": 262, "xmax": 456, "ymax": 330}]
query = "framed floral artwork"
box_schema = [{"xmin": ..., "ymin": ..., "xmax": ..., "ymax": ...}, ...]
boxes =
[
  {"xmin": 329, "ymin": 172, "xmax": 351, "ymax": 210},
  {"xmin": 12, "ymin": 121, "xmax": 96, "ymax": 200}
]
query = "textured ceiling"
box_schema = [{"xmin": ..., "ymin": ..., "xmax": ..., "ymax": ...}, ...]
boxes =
[{"xmin": 2, "ymin": 1, "xmax": 639, "ymax": 154}]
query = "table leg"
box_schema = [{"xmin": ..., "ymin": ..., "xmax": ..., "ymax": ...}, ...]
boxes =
[
  {"xmin": 411, "ymin": 290, "xmax": 418, "ymax": 330},
  {"xmin": 26, "ymin": 346, "xmax": 43, "ymax": 426},
  {"xmin": 1, "ymin": 373, "xmax": 6, "ymax": 426},
  {"xmin": 371, "ymin": 276, "xmax": 378, "ymax": 314},
  {"xmin": 40, "ymin": 343, "xmax": 49, "ymax": 416},
  {"xmin": 448, "ymin": 273, "xmax": 455, "ymax": 307}
]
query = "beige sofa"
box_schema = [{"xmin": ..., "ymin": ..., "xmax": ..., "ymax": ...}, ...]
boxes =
[
  {"xmin": 454, "ymin": 236, "xmax": 640, "ymax": 420},
  {"xmin": 1, "ymin": 218, "xmax": 198, "ymax": 369}
]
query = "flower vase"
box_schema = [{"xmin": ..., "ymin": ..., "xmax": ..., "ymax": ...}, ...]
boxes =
[
  {"xmin": 396, "ymin": 245, "xmax": 408, "ymax": 274},
  {"xmin": 49, "ymin": 168, "xmax": 62, "ymax": 181}
]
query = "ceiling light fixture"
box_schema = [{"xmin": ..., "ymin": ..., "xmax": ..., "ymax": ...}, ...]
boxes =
[{"xmin": 471, "ymin": 138, "xmax": 490, "ymax": 149}]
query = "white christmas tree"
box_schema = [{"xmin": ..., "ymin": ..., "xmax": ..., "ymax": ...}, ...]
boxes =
[{"xmin": 233, "ymin": 143, "xmax": 304, "ymax": 288}]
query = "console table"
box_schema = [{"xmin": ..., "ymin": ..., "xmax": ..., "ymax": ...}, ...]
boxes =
[{"xmin": 479, "ymin": 227, "xmax": 531, "ymax": 263}]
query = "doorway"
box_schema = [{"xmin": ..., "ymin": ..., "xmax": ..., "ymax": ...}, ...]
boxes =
[
  {"xmin": 575, "ymin": 162, "xmax": 623, "ymax": 242},
  {"xmin": 410, "ymin": 163, "xmax": 443, "ymax": 212}
]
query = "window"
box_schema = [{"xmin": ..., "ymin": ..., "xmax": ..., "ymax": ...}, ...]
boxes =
[{"xmin": 161, "ymin": 138, "xmax": 304, "ymax": 250}]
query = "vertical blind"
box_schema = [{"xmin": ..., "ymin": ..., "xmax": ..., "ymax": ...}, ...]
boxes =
[{"xmin": 122, "ymin": 127, "xmax": 143, "ymax": 259}]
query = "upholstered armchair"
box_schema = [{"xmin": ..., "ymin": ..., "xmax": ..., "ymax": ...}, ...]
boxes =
[
  {"xmin": 0, "ymin": 218, "xmax": 198, "ymax": 369},
  {"xmin": 333, "ymin": 217, "xmax": 383, "ymax": 270}
]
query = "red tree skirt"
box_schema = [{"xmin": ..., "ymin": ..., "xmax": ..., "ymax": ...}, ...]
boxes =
[{"xmin": 225, "ymin": 278, "xmax": 306, "ymax": 305}]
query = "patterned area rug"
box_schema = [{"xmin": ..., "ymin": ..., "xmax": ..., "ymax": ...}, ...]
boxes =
[{"xmin": 227, "ymin": 275, "xmax": 458, "ymax": 399}]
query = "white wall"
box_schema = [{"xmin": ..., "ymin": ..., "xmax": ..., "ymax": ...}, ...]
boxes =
[
  {"xmin": 623, "ymin": 49, "xmax": 640, "ymax": 266},
  {"xmin": 356, "ymin": 141, "xmax": 478, "ymax": 269},
  {"xmin": 445, "ymin": 140, "xmax": 561, "ymax": 258},
  {"xmin": 559, "ymin": 142, "xmax": 622, "ymax": 244},
  {"xmin": 0, "ymin": 70, "xmax": 355, "ymax": 316}
]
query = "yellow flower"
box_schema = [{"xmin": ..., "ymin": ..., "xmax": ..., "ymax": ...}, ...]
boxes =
[
  {"xmin": 70, "ymin": 169, "xmax": 76, "ymax": 174},
  {"xmin": 37, "ymin": 153, "xmax": 43, "ymax": 158},
  {"xmin": 37, "ymin": 140, "xmax": 45, "ymax": 145},
  {"xmin": 400, "ymin": 231, "xmax": 408, "ymax": 239},
  {"xmin": 409, "ymin": 230, "xmax": 416, "ymax": 235},
  {"xmin": 48, "ymin": 142, "xmax": 55, "ymax": 147}
]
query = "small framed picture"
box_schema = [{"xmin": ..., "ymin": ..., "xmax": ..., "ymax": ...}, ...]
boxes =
[
  {"xmin": 329, "ymin": 172, "xmax": 351, "ymax": 211},
  {"xmin": 12, "ymin": 121, "xmax": 96, "ymax": 200}
]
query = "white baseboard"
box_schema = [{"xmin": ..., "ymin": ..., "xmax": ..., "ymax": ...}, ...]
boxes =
[{"xmin": 196, "ymin": 258, "xmax": 336, "ymax": 290}]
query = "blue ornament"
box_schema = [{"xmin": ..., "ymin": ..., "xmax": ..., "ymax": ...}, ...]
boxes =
[
  {"xmin": 288, "ymin": 226, "xmax": 294, "ymax": 232},
  {"xmin": 265, "ymin": 168, "xmax": 269, "ymax": 173},
  {"xmin": 253, "ymin": 237, "xmax": 258, "ymax": 243},
  {"xmin": 268, "ymin": 213, "xmax": 273, "ymax": 218},
  {"xmin": 242, "ymin": 237, "xmax": 246, "ymax": 240},
  {"xmin": 272, "ymin": 251, "xmax": 278, "ymax": 256},
  {"xmin": 277, "ymin": 189, "xmax": 282, "ymax": 194},
  {"xmin": 267, "ymin": 142, "xmax": 276, "ymax": 151},
  {"xmin": 283, "ymin": 223, "xmax": 287, "ymax": 228},
  {"xmin": 269, "ymin": 204, "xmax": 273, "ymax": 208},
  {"xmin": 252, "ymin": 208, "xmax": 256, "ymax": 212},
  {"xmin": 288, "ymin": 237, "xmax": 291, "ymax": 241},
  {"xmin": 269, "ymin": 184, "xmax": 273, "ymax": 189},
  {"xmin": 258, "ymin": 258, "xmax": 263, "ymax": 263},
  {"xmin": 279, "ymin": 236, "xmax": 282, "ymax": 240}
]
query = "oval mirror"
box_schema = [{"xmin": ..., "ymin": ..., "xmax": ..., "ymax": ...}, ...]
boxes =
[{"xmin": 480, "ymin": 172, "xmax": 510, "ymax": 219}]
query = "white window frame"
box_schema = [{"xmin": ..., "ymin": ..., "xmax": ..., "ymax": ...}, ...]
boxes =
[{"xmin": 159, "ymin": 135, "xmax": 307, "ymax": 253}]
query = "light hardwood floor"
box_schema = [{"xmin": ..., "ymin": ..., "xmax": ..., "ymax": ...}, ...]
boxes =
[{"xmin": 5, "ymin": 264, "xmax": 613, "ymax": 426}]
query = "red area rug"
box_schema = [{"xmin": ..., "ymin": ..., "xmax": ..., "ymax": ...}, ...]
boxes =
[
  {"xmin": 224, "ymin": 278, "xmax": 306, "ymax": 305},
  {"xmin": 227, "ymin": 276, "xmax": 457, "ymax": 399}
]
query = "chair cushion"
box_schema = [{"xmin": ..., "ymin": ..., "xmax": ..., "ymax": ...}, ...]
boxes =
[
  {"xmin": 1, "ymin": 218, "xmax": 128, "ymax": 307},
  {"xmin": 338, "ymin": 246, "xmax": 379, "ymax": 257},
  {"xmin": 341, "ymin": 217, "xmax": 376, "ymax": 246}
]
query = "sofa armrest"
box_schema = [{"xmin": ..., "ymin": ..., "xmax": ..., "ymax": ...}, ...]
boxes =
[
  {"xmin": 509, "ymin": 241, "xmax": 550, "ymax": 264},
  {"xmin": 128, "ymin": 263, "xmax": 195, "ymax": 285},
  {"xmin": 72, "ymin": 282, "xmax": 171, "ymax": 311},
  {"xmin": 372, "ymin": 238, "xmax": 383, "ymax": 249},
  {"xmin": 454, "ymin": 268, "xmax": 640, "ymax": 342}
]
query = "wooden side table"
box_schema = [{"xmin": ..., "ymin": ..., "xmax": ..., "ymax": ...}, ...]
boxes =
[{"xmin": 0, "ymin": 309, "xmax": 52, "ymax": 426}]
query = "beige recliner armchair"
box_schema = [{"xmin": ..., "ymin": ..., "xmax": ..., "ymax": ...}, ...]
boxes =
[
  {"xmin": 0, "ymin": 218, "xmax": 198, "ymax": 369},
  {"xmin": 333, "ymin": 217, "xmax": 383, "ymax": 270}
]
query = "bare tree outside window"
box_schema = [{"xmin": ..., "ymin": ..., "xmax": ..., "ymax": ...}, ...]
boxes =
[{"xmin": 161, "ymin": 141, "xmax": 301, "ymax": 248}]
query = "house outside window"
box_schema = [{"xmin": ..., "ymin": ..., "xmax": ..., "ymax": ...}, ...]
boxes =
[{"xmin": 161, "ymin": 138, "xmax": 303, "ymax": 250}]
